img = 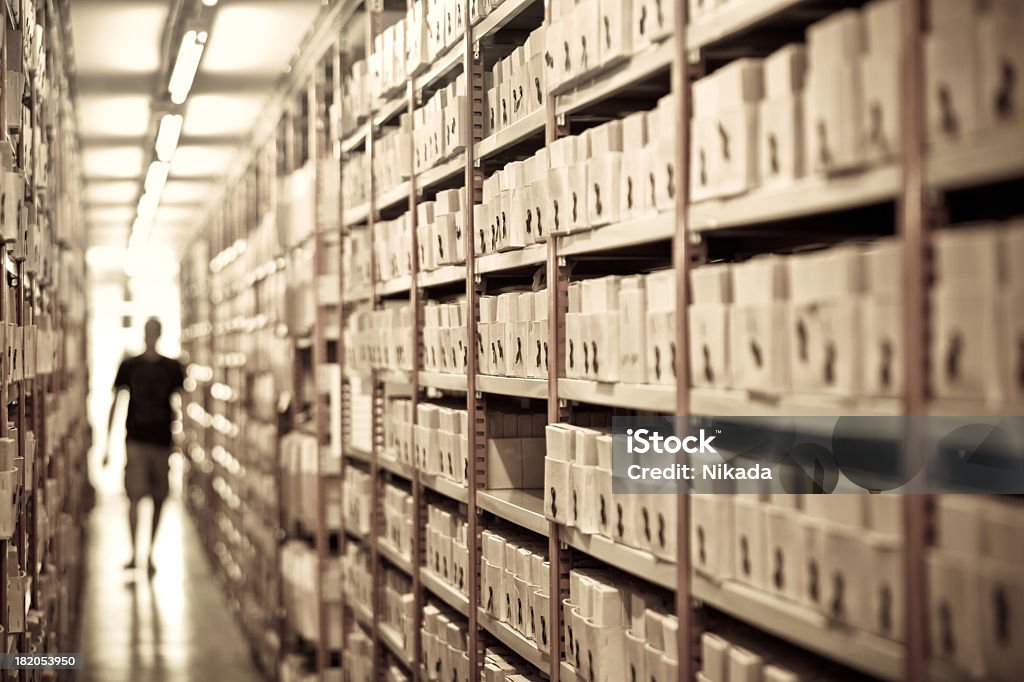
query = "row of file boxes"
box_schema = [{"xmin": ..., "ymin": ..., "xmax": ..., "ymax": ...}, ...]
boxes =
[
  {"xmin": 374, "ymin": 212, "xmax": 414, "ymax": 283},
  {"xmin": 544, "ymin": 419, "xmax": 678, "ymax": 562},
  {"xmin": 414, "ymin": 77, "xmax": 468, "ymax": 175},
  {"xmin": 342, "ymin": 466, "xmax": 372, "ymax": 538},
  {"xmin": 425, "ymin": 502, "xmax": 469, "ymax": 597},
  {"xmin": 478, "ymin": 289, "xmax": 548, "ymax": 379},
  {"xmin": 485, "ymin": 26, "xmax": 546, "ymax": 137},
  {"xmin": 926, "ymin": 0, "xmax": 1024, "ymax": 147},
  {"xmin": 344, "ymin": 303, "xmax": 414, "ymax": 371},
  {"xmin": 423, "ymin": 297, "xmax": 469, "ymax": 376},
  {"xmin": 418, "ymin": 188, "xmax": 466, "ymax": 271},
  {"xmin": 283, "ymin": 541, "xmax": 342, "ymax": 648},
  {"xmin": 480, "ymin": 530, "xmax": 550, "ymax": 652},
  {"xmin": 422, "ymin": 602, "xmax": 470, "ymax": 682},
  {"xmin": 485, "ymin": 410, "xmax": 547, "ymax": 489},
  {"xmin": 476, "ymin": 98, "xmax": 676, "ymax": 257},
  {"xmin": 341, "ymin": 542, "xmax": 373, "ymax": 613},
  {"xmin": 563, "ymin": 567, "xmax": 678, "ymax": 682},
  {"xmin": 382, "ymin": 569, "xmax": 416, "ymax": 659},
  {"xmin": 546, "ymin": 0, "xmax": 673, "ymax": 93},
  {"xmin": 567, "ymin": 271, "xmax": 676, "ymax": 385},
  {"xmin": 690, "ymin": 0, "xmax": 901, "ymax": 203},
  {"xmin": 691, "ymin": 494, "xmax": 905, "ymax": 641},
  {"xmin": 382, "ymin": 482, "xmax": 414, "ymax": 560}
]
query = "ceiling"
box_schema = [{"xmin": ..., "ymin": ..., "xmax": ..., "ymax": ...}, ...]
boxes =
[{"xmin": 70, "ymin": 0, "xmax": 323, "ymax": 264}]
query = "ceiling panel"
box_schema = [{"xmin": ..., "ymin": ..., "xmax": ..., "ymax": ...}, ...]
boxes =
[
  {"xmin": 87, "ymin": 206, "xmax": 136, "ymax": 224},
  {"xmin": 201, "ymin": 2, "xmax": 321, "ymax": 74},
  {"xmin": 183, "ymin": 94, "xmax": 264, "ymax": 136},
  {"xmin": 83, "ymin": 147, "xmax": 146, "ymax": 179},
  {"xmin": 161, "ymin": 180, "xmax": 215, "ymax": 204},
  {"xmin": 69, "ymin": 2, "xmax": 167, "ymax": 74},
  {"xmin": 78, "ymin": 95, "xmax": 152, "ymax": 138},
  {"xmin": 170, "ymin": 145, "xmax": 237, "ymax": 177},
  {"xmin": 85, "ymin": 181, "xmax": 140, "ymax": 205},
  {"xmin": 155, "ymin": 206, "xmax": 201, "ymax": 225}
]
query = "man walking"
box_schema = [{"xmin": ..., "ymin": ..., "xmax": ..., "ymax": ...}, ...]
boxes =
[{"xmin": 103, "ymin": 318, "xmax": 185, "ymax": 576}]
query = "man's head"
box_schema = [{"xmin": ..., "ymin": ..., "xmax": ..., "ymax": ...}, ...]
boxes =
[{"xmin": 144, "ymin": 318, "xmax": 162, "ymax": 352}]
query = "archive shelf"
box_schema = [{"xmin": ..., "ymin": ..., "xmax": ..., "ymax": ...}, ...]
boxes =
[
  {"xmin": 475, "ymin": 375, "xmax": 549, "ymax": 399},
  {"xmin": 476, "ymin": 244, "xmax": 548, "ymax": 275},
  {"xmin": 688, "ymin": 163, "xmax": 902, "ymax": 232},
  {"xmin": 418, "ymin": 371, "xmax": 469, "ymax": 392},
  {"xmin": 476, "ymin": 489, "xmax": 547, "ymax": 536},
  {"xmin": 379, "ymin": 539, "xmax": 414, "ymax": 576},
  {"xmin": 420, "ymin": 472, "xmax": 470, "ymax": 504},
  {"xmin": 475, "ymin": 108, "xmax": 546, "ymax": 162},
  {"xmin": 380, "ymin": 621, "xmax": 414, "ymax": 667},
  {"xmin": 558, "ymin": 212, "xmax": 676, "ymax": 256},
  {"xmin": 691, "ymin": 574, "xmax": 905, "ymax": 681},
  {"xmin": 559, "ymin": 379, "xmax": 677, "ymax": 413},
  {"xmin": 181, "ymin": 0, "xmax": 1024, "ymax": 680},
  {"xmin": 421, "ymin": 569, "xmax": 470, "ymax": 616},
  {"xmin": 554, "ymin": 40, "xmax": 675, "ymax": 117},
  {"xmin": 562, "ymin": 528, "xmax": 678, "ymax": 591},
  {"xmin": 477, "ymin": 607, "xmax": 550, "ymax": 672}
]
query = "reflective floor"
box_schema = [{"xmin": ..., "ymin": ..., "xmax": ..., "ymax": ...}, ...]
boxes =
[{"xmin": 79, "ymin": 491, "xmax": 262, "ymax": 682}]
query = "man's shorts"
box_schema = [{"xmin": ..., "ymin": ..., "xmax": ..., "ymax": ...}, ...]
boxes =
[{"xmin": 125, "ymin": 440, "xmax": 171, "ymax": 502}]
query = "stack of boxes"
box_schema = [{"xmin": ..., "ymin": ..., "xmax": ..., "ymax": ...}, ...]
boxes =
[
  {"xmin": 565, "ymin": 270, "xmax": 677, "ymax": 387},
  {"xmin": 281, "ymin": 431, "xmax": 342, "ymax": 533},
  {"xmin": 424, "ymin": 502, "xmax": 469, "ymax": 596},
  {"xmin": 928, "ymin": 496, "xmax": 1024, "ymax": 680},
  {"xmin": 478, "ymin": 290, "xmax": 549, "ymax": 379},
  {"xmin": 926, "ymin": 0, "xmax": 1024, "ymax": 147},
  {"xmin": 374, "ymin": 212, "xmax": 414, "ymax": 283},
  {"xmin": 384, "ymin": 398, "xmax": 415, "ymax": 466},
  {"xmin": 480, "ymin": 530, "xmax": 550, "ymax": 652},
  {"xmin": 482, "ymin": 647, "xmax": 546, "ymax": 681},
  {"xmin": 690, "ymin": 0, "xmax": 904, "ymax": 203},
  {"xmin": 414, "ymin": 402, "xmax": 470, "ymax": 485},
  {"xmin": 932, "ymin": 222, "xmax": 1024, "ymax": 405},
  {"xmin": 341, "ymin": 542, "xmax": 373, "ymax": 612},
  {"xmin": 342, "ymin": 466, "xmax": 372, "ymax": 538},
  {"xmin": 343, "ymin": 228, "xmax": 373, "ymax": 296},
  {"xmin": 282, "ymin": 542, "xmax": 343, "ymax": 648},
  {"xmin": 345, "ymin": 303, "xmax": 413, "ymax": 372},
  {"xmin": 421, "ymin": 603, "xmax": 470, "ymax": 682},
  {"xmin": 485, "ymin": 26, "xmax": 547, "ymax": 138},
  {"xmin": 698, "ymin": 629, "xmax": 835, "ymax": 682},
  {"xmin": 545, "ymin": 0, "xmax": 672, "ymax": 94},
  {"xmin": 382, "ymin": 483, "xmax": 414, "ymax": 560},
  {"xmin": 562, "ymin": 569, "xmax": 678, "ymax": 682},
  {"xmin": 417, "ymin": 189, "xmax": 467, "ymax": 273},
  {"xmin": 413, "ymin": 76, "xmax": 469, "ymax": 175},
  {"xmin": 485, "ymin": 410, "xmax": 547, "ymax": 490},
  {"xmin": 381, "ymin": 569, "xmax": 416, "ymax": 658},
  {"xmin": 423, "ymin": 298, "xmax": 469, "ymax": 376},
  {"xmin": 544, "ymin": 419, "xmax": 677, "ymax": 561},
  {"xmin": 691, "ymin": 494, "xmax": 905, "ymax": 642}
]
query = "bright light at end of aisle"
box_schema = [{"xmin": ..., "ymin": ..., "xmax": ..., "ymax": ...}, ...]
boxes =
[
  {"xmin": 156, "ymin": 114, "xmax": 184, "ymax": 162},
  {"xmin": 202, "ymin": 0, "xmax": 218, "ymax": 5},
  {"xmin": 169, "ymin": 31, "xmax": 207, "ymax": 105},
  {"xmin": 144, "ymin": 161, "xmax": 170, "ymax": 196}
]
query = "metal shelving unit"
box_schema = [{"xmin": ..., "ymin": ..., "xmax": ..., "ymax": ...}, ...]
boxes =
[{"xmin": 179, "ymin": 1, "xmax": 1024, "ymax": 681}]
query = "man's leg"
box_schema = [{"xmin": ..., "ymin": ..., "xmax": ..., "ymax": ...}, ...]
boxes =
[
  {"xmin": 124, "ymin": 441, "xmax": 146, "ymax": 568},
  {"xmin": 147, "ymin": 446, "xmax": 171, "ymax": 576},
  {"xmin": 126, "ymin": 499, "xmax": 139, "ymax": 568}
]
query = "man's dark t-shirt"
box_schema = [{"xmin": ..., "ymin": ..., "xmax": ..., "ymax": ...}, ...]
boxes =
[{"xmin": 114, "ymin": 355, "xmax": 185, "ymax": 446}]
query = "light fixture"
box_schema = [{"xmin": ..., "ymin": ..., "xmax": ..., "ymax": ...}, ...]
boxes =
[
  {"xmin": 169, "ymin": 30, "xmax": 207, "ymax": 105},
  {"xmin": 144, "ymin": 161, "xmax": 170, "ymax": 196},
  {"xmin": 202, "ymin": 0, "xmax": 218, "ymax": 6},
  {"xmin": 155, "ymin": 114, "xmax": 183, "ymax": 162}
]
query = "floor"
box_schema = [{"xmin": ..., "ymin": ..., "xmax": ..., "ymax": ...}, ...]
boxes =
[{"xmin": 78, "ymin": 488, "xmax": 263, "ymax": 682}]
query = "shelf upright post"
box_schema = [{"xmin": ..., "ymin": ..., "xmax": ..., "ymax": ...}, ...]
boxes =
[
  {"xmin": 332, "ymin": 37, "xmax": 349, "ymax": 680},
  {"xmin": 672, "ymin": 0, "xmax": 698, "ymax": 679},
  {"xmin": 366, "ymin": 5, "xmax": 384, "ymax": 677},
  {"xmin": 0, "ymin": 247, "xmax": 10, "ymax": 657},
  {"xmin": 309, "ymin": 67, "xmax": 332, "ymax": 679},
  {"xmin": 15, "ymin": 260, "xmax": 26, "ymax": 667},
  {"xmin": 899, "ymin": 0, "xmax": 928, "ymax": 680},
  {"xmin": 464, "ymin": 3, "xmax": 486, "ymax": 679},
  {"xmin": 543, "ymin": 0, "xmax": 572, "ymax": 676},
  {"xmin": 406, "ymin": 2, "xmax": 425, "ymax": 676}
]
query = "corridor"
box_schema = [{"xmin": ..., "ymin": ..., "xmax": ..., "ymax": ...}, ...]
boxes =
[{"xmin": 78, "ymin": 490, "xmax": 262, "ymax": 682}]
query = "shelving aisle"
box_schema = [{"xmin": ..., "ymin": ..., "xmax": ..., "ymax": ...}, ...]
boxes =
[
  {"xmin": 0, "ymin": 0, "xmax": 93, "ymax": 677},
  {"xmin": 175, "ymin": 1, "xmax": 1024, "ymax": 682}
]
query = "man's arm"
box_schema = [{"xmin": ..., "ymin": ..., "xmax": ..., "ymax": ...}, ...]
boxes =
[{"xmin": 103, "ymin": 389, "xmax": 126, "ymax": 466}]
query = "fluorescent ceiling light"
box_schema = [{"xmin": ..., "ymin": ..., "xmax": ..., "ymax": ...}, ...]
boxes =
[
  {"xmin": 145, "ymin": 161, "xmax": 170, "ymax": 196},
  {"xmin": 169, "ymin": 30, "xmax": 207, "ymax": 105},
  {"xmin": 155, "ymin": 114, "xmax": 184, "ymax": 161},
  {"xmin": 202, "ymin": 0, "xmax": 218, "ymax": 6},
  {"xmin": 137, "ymin": 194, "xmax": 159, "ymax": 222}
]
